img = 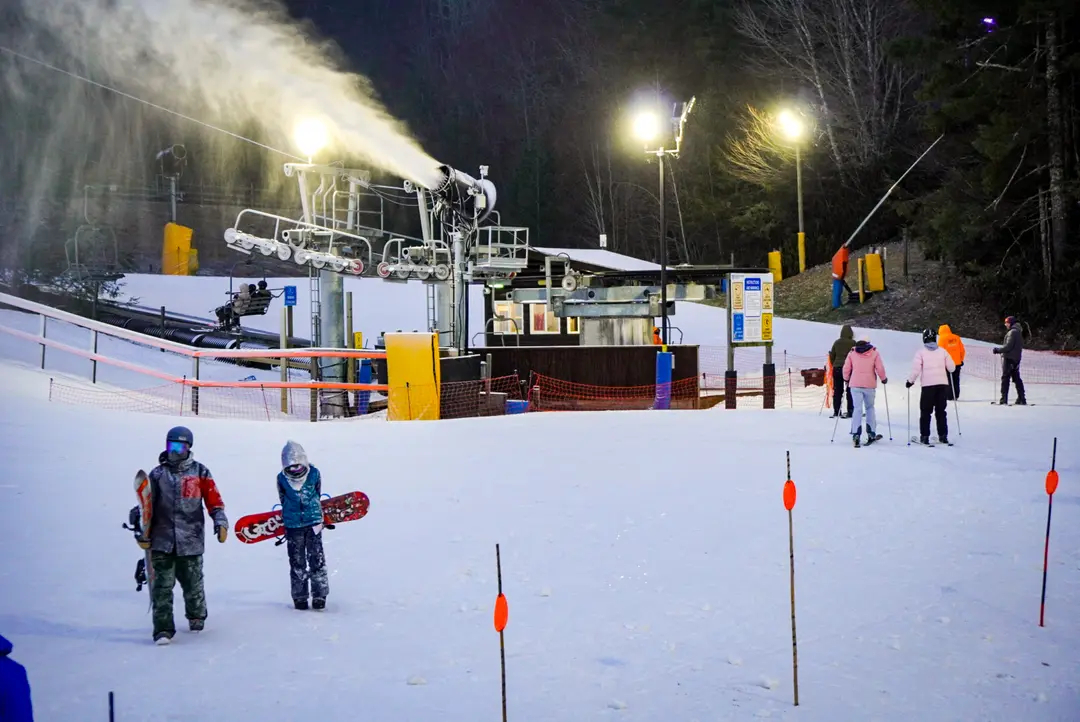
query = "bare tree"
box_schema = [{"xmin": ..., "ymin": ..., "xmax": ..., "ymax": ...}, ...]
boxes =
[
  {"xmin": 735, "ymin": 0, "xmax": 917, "ymax": 177},
  {"xmin": 722, "ymin": 105, "xmax": 795, "ymax": 187}
]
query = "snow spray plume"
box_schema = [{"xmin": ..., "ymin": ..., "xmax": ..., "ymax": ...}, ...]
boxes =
[{"xmin": 0, "ymin": 0, "xmax": 442, "ymax": 268}]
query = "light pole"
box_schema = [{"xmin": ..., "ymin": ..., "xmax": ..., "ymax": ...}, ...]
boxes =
[
  {"xmin": 777, "ymin": 110, "xmax": 806, "ymax": 273},
  {"xmin": 633, "ymin": 97, "xmax": 695, "ymax": 347}
]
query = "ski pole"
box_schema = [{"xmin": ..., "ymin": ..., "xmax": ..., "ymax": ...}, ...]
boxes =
[
  {"xmin": 883, "ymin": 383, "xmax": 893, "ymax": 440},
  {"xmin": 830, "ymin": 385, "xmax": 845, "ymax": 442}
]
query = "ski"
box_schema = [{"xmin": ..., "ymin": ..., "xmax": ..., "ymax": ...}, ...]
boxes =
[
  {"xmin": 991, "ymin": 402, "xmax": 1034, "ymax": 406},
  {"xmin": 910, "ymin": 436, "xmax": 935, "ymax": 447}
]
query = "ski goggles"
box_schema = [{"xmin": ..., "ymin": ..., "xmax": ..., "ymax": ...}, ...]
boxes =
[
  {"xmin": 284, "ymin": 463, "xmax": 307, "ymax": 477},
  {"xmin": 167, "ymin": 440, "xmax": 190, "ymax": 455}
]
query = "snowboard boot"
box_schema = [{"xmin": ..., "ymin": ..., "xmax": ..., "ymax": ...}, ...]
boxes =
[
  {"xmin": 188, "ymin": 618, "xmax": 204, "ymax": 633},
  {"xmin": 852, "ymin": 433, "xmax": 861, "ymax": 448},
  {"xmin": 294, "ymin": 598, "xmax": 309, "ymax": 610},
  {"xmin": 312, "ymin": 597, "xmax": 326, "ymax": 610},
  {"xmin": 154, "ymin": 631, "xmax": 173, "ymax": 646}
]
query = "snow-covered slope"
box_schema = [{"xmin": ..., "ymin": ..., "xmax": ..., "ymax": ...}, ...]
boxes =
[{"xmin": 0, "ymin": 358, "xmax": 1078, "ymax": 721}]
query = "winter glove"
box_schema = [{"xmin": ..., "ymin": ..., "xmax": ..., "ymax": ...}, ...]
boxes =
[
  {"xmin": 137, "ymin": 537, "xmax": 151, "ymax": 551},
  {"xmin": 881, "ymin": 378, "xmax": 888, "ymax": 384},
  {"xmin": 905, "ymin": 381, "xmax": 914, "ymax": 388},
  {"xmin": 992, "ymin": 348, "xmax": 1001, "ymax": 354},
  {"xmin": 312, "ymin": 523, "xmax": 324, "ymax": 535},
  {"xmin": 215, "ymin": 523, "xmax": 228, "ymax": 543}
]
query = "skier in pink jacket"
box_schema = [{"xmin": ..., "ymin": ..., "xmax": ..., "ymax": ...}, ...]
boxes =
[
  {"xmin": 842, "ymin": 336, "xmax": 888, "ymax": 447},
  {"xmin": 905, "ymin": 328, "xmax": 956, "ymax": 445}
]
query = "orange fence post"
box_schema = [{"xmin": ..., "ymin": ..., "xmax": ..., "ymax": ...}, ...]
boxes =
[
  {"xmin": 783, "ymin": 451, "xmax": 799, "ymax": 706},
  {"xmin": 1040, "ymin": 437, "xmax": 1059, "ymax": 627},
  {"xmin": 494, "ymin": 543, "xmax": 509, "ymax": 722}
]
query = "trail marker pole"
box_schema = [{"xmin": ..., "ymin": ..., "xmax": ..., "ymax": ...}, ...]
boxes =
[
  {"xmin": 494, "ymin": 543, "xmax": 509, "ymax": 721},
  {"xmin": 784, "ymin": 451, "xmax": 799, "ymax": 706},
  {"xmin": 109, "ymin": 691, "xmax": 115, "ymax": 722},
  {"xmin": 1039, "ymin": 438, "xmax": 1059, "ymax": 627}
]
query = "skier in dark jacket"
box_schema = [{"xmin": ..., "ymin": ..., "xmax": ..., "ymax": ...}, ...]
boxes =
[
  {"xmin": 828, "ymin": 324, "xmax": 855, "ymax": 418},
  {"xmin": 278, "ymin": 440, "xmax": 329, "ymax": 610},
  {"xmin": 142, "ymin": 426, "xmax": 228, "ymax": 644},
  {"xmin": 992, "ymin": 316, "xmax": 1027, "ymax": 405},
  {"xmin": 0, "ymin": 632, "xmax": 33, "ymax": 721}
]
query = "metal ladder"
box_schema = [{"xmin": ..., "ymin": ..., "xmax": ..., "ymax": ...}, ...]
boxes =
[
  {"xmin": 308, "ymin": 267, "xmax": 322, "ymax": 348},
  {"xmin": 425, "ymin": 282, "xmax": 436, "ymax": 333}
]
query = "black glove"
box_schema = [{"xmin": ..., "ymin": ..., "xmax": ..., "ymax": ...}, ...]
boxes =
[
  {"xmin": 992, "ymin": 348, "xmax": 1001, "ymax": 354},
  {"xmin": 905, "ymin": 381, "xmax": 913, "ymax": 388},
  {"xmin": 215, "ymin": 523, "xmax": 228, "ymax": 543},
  {"xmin": 881, "ymin": 378, "xmax": 888, "ymax": 385}
]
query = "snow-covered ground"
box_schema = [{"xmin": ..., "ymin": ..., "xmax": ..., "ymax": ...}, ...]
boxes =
[{"xmin": 1, "ymin": 344, "xmax": 1079, "ymax": 720}]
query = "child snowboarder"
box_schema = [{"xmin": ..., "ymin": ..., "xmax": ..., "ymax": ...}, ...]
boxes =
[
  {"xmin": 905, "ymin": 329, "xmax": 956, "ymax": 445},
  {"xmin": 842, "ymin": 335, "xmax": 888, "ymax": 447},
  {"xmin": 278, "ymin": 440, "xmax": 329, "ymax": 610},
  {"xmin": 142, "ymin": 426, "xmax": 229, "ymax": 645}
]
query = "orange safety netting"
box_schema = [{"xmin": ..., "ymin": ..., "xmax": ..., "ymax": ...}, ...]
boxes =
[{"xmin": 526, "ymin": 372, "xmax": 700, "ymax": 411}]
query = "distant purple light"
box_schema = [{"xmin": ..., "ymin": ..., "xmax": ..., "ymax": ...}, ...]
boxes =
[{"xmin": 982, "ymin": 17, "xmax": 995, "ymax": 25}]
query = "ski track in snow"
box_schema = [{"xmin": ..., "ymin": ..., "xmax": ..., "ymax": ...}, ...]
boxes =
[{"xmin": 1, "ymin": 289, "xmax": 1079, "ymax": 720}]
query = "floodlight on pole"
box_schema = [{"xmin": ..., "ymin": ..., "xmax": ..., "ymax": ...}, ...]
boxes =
[
  {"xmin": 777, "ymin": 109, "xmax": 807, "ymax": 272},
  {"xmin": 293, "ymin": 118, "xmax": 329, "ymax": 160},
  {"xmin": 777, "ymin": 110, "xmax": 804, "ymax": 142},
  {"xmin": 633, "ymin": 111, "xmax": 661, "ymax": 143},
  {"xmin": 627, "ymin": 95, "xmax": 696, "ymax": 349}
]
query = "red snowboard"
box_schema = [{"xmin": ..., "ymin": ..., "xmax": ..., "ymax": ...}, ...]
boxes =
[{"xmin": 234, "ymin": 491, "xmax": 370, "ymax": 544}]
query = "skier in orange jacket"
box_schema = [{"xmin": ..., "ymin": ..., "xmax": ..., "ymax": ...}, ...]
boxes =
[{"xmin": 937, "ymin": 324, "xmax": 966, "ymax": 399}]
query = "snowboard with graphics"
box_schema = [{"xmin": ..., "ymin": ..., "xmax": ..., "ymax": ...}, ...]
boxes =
[
  {"xmin": 234, "ymin": 491, "xmax": 370, "ymax": 543},
  {"xmin": 133, "ymin": 470, "xmax": 155, "ymax": 607}
]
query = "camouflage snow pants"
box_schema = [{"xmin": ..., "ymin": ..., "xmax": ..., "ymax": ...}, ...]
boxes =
[
  {"xmin": 285, "ymin": 526, "xmax": 329, "ymax": 602},
  {"xmin": 151, "ymin": 552, "xmax": 206, "ymax": 636}
]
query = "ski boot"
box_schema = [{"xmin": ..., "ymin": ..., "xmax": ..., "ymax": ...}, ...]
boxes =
[
  {"xmin": 852, "ymin": 433, "xmax": 861, "ymax": 448},
  {"xmin": 1015, "ymin": 398, "xmax": 1027, "ymax": 406},
  {"xmin": 864, "ymin": 427, "xmax": 882, "ymax": 445},
  {"xmin": 920, "ymin": 435, "xmax": 931, "ymax": 445}
]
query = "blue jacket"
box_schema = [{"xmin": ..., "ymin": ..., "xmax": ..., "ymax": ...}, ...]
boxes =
[
  {"xmin": 277, "ymin": 440, "xmax": 323, "ymax": 529},
  {"xmin": 0, "ymin": 633, "xmax": 33, "ymax": 722}
]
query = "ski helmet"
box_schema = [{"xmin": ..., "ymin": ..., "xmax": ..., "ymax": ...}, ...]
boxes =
[
  {"xmin": 166, "ymin": 426, "xmax": 194, "ymax": 447},
  {"xmin": 922, "ymin": 328, "xmax": 936, "ymax": 344}
]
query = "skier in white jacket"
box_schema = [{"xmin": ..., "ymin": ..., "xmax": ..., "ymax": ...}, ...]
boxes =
[{"xmin": 905, "ymin": 328, "xmax": 956, "ymax": 445}]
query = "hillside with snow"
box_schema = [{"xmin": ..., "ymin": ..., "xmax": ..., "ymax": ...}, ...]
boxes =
[{"xmin": 0, "ymin": 273, "xmax": 1078, "ymax": 721}]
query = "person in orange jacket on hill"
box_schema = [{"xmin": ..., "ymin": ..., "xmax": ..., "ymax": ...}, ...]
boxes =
[
  {"xmin": 937, "ymin": 324, "xmax": 966, "ymax": 399},
  {"xmin": 831, "ymin": 247, "xmax": 854, "ymax": 297}
]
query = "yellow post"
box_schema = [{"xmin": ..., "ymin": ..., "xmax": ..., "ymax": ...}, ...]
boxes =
[
  {"xmin": 797, "ymin": 232, "xmax": 806, "ymax": 273},
  {"xmin": 858, "ymin": 257, "xmax": 865, "ymax": 304},
  {"xmin": 768, "ymin": 250, "xmax": 783, "ymax": 283},
  {"xmin": 162, "ymin": 223, "xmax": 194, "ymax": 275}
]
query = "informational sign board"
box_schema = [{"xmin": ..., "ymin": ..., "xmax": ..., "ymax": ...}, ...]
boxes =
[
  {"xmin": 730, "ymin": 273, "xmax": 774, "ymax": 344},
  {"xmin": 284, "ymin": 285, "xmax": 297, "ymax": 307}
]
